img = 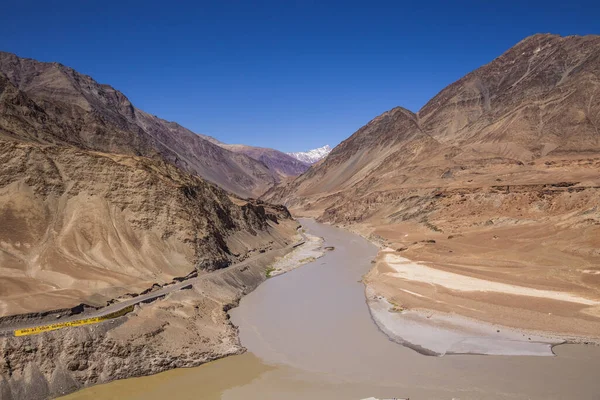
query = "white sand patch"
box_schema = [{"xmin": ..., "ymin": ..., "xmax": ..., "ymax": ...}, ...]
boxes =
[
  {"xmin": 582, "ymin": 269, "xmax": 600, "ymax": 275},
  {"xmin": 366, "ymin": 288, "xmax": 562, "ymax": 356},
  {"xmin": 267, "ymin": 233, "xmax": 325, "ymax": 277},
  {"xmin": 399, "ymin": 288, "xmax": 426, "ymax": 298},
  {"xmin": 384, "ymin": 253, "xmax": 599, "ymax": 305}
]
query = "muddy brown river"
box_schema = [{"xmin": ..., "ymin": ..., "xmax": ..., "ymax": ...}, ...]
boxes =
[{"xmin": 63, "ymin": 219, "xmax": 600, "ymax": 399}]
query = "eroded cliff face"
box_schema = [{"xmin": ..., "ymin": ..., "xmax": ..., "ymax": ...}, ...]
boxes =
[{"xmin": 0, "ymin": 140, "xmax": 294, "ymax": 316}]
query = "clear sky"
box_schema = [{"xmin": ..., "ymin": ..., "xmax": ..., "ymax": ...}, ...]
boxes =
[{"xmin": 1, "ymin": 1, "xmax": 598, "ymax": 152}]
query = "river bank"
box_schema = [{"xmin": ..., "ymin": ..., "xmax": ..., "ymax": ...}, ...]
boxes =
[
  {"xmin": 0, "ymin": 223, "xmax": 325, "ymax": 400},
  {"xmin": 365, "ymin": 287, "xmax": 565, "ymax": 356},
  {"xmin": 362, "ymin": 246, "xmax": 600, "ymax": 356},
  {"xmin": 264, "ymin": 230, "xmax": 325, "ymax": 278},
  {"xmin": 58, "ymin": 219, "xmax": 600, "ymax": 399},
  {"xmin": 307, "ymin": 216, "xmax": 600, "ymax": 356}
]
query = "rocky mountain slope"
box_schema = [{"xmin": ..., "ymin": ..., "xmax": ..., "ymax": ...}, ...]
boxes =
[
  {"xmin": 268, "ymin": 34, "xmax": 600, "ymax": 212},
  {"xmin": 0, "ymin": 51, "xmax": 278, "ymax": 198},
  {"xmin": 0, "ymin": 57, "xmax": 298, "ymax": 317},
  {"xmin": 0, "ymin": 52, "xmax": 302, "ymax": 399},
  {"xmin": 287, "ymin": 144, "xmax": 331, "ymax": 164},
  {"xmin": 266, "ymin": 34, "xmax": 600, "ymax": 339}
]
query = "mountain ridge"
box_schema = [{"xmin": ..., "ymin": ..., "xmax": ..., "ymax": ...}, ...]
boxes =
[
  {"xmin": 0, "ymin": 51, "xmax": 299, "ymax": 316},
  {"xmin": 268, "ymin": 33, "xmax": 600, "ymax": 205},
  {"xmin": 219, "ymin": 143, "xmax": 310, "ymax": 178},
  {"xmin": 0, "ymin": 50, "xmax": 280, "ymax": 198},
  {"xmin": 263, "ymin": 33, "xmax": 600, "ymax": 340}
]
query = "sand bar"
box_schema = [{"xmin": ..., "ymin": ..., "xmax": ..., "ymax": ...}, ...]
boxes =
[
  {"xmin": 366, "ymin": 287, "xmax": 563, "ymax": 356},
  {"xmin": 384, "ymin": 252, "xmax": 599, "ymax": 305}
]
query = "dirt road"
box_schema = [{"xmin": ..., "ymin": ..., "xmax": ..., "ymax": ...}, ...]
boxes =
[{"xmin": 0, "ymin": 238, "xmax": 305, "ymax": 337}]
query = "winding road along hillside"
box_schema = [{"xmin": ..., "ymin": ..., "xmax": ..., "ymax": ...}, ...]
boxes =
[{"xmin": 0, "ymin": 238, "xmax": 305, "ymax": 338}]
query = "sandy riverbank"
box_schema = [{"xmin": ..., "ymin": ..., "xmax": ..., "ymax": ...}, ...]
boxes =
[
  {"xmin": 366, "ymin": 287, "xmax": 564, "ymax": 356},
  {"xmin": 265, "ymin": 231, "xmax": 325, "ymax": 278},
  {"xmin": 361, "ymin": 244, "xmax": 600, "ymax": 356},
  {"xmin": 286, "ymin": 212, "xmax": 600, "ymax": 356}
]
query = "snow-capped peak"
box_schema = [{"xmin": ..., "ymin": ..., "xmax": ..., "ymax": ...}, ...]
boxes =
[{"xmin": 287, "ymin": 145, "xmax": 331, "ymax": 164}]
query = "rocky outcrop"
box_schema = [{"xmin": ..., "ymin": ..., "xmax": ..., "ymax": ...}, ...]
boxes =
[{"xmin": 0, "ymin": 52, "xmax": 299, "ymax": 319}]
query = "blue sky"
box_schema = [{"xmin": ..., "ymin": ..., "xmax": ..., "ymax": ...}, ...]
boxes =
[{"xmin": 1, "ymin": 1, "xmax": 598, "ymax": 152}]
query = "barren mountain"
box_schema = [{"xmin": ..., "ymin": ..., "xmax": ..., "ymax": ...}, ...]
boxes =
[
  {"xmin": 0, "ymin": 52, "xmax": 302, "ymax": 400},
  {"xmin": 266, "ymin": 34, "xmax": 600, "ymax": 338},
  {"xmin": 0, "ymin": 59, "xmax": 297, "ymax": 316},
  {"xmin": 0, "ymin": 51, "xmax": 277, "ymax": 198},
  {"xmin": 220, "ymin": 144, "xmax": 310, "ymax": 179},
  {"xmin": 188, "ymin": 134, "xmax": 310, "ymax": 179}
]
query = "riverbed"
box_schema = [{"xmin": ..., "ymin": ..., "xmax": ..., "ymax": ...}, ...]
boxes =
[{"xmin": 62, "ymin": 219, "xmax": 600, "ymax": 400}]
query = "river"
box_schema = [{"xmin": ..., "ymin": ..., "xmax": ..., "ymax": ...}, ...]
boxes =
[{"xmin": 63, "ymin": 219, "xmax": 600, "ymax": 399}]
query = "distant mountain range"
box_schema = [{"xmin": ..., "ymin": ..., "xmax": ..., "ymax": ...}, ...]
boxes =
[
  {"xmin": 218, "ymin": 144, "xmax": 310, "ymax": 178},
  {"xmin": 191, "ymin": 133, "xmax": 313, "ymax": 179},
  {"xmin": 287, "ymin": 145, "xmax": 331, "ymax": 164},
  {"xmin": 193, "ymin": 134, "xmax": 331, "ymax": 179}
]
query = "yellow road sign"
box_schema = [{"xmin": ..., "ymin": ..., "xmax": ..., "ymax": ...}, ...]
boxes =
[{"xmin": 14, "ymin": 305, "xmax": 135, "ymax": 337}]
